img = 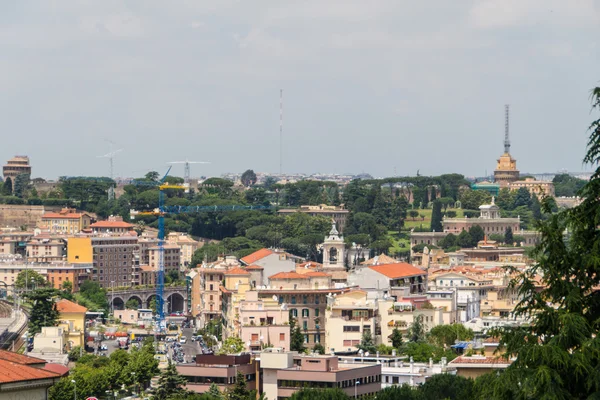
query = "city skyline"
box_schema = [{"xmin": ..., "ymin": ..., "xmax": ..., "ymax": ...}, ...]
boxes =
[{"xmin": 1, "ymin": 1, "xmax": 598, "ymax": 179}]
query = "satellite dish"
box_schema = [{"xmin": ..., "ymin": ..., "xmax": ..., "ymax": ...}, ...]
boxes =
[
  {"xmin": 365, "ymin": 352, "xmax": 370, "ymax": 357},
  {"xmin": 272, "ymin": 295, "xmax": 278, "ymax": 301},
  {"xmin": 327, "ymin": 293, "xmax": 332, "ymax": 297}
]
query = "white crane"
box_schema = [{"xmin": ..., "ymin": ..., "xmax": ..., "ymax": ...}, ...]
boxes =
[
  {"xmin": 97, "ymin": 141, "xmax": 123, "ymax": 200},
  {"xmin": 167, "ymin": 160, "xmax": 210, "ymax": 183}
]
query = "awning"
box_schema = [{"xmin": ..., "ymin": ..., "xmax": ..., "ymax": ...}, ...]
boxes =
[{"xmin": 451, "ymin": 342, "xmax": 470, "ymax": 349}]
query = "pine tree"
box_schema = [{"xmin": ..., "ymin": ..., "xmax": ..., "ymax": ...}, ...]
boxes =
[
  {"xmin": 430, "ymin": 200, "xmax": 443, "ymax": 232},
  {"xmin": 289, "ymin": 318, "xmax": 305, "ymax": 353},
  {"xmin": 153, "ymin": 360, "xmax": 188, "ymax": 400},
  {"xmin": 357, "ymin": 331, "xmax": 376, "ymax": 354},
  {"xmin": 504, "ymin": 227, "xmax": 513, "ymax": 244},
  {"xmin": 208, "ymin": 382, "xmax": 223, "ymax": 399},
  {"xmin": 226, "ymin": 372, "xmax": 251, "ymax": 400},
  {"xmin": 390, "ymin": 328, "xmax": 404, "ymax": 349},
  {"xmin": 26, "ymin": 288, "xmax": 61, "ymax": 335}
]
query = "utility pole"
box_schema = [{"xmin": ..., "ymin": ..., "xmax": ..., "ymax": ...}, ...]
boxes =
[{"xmin": 280, "ymin": 89, "xmax": 283, "ymax": 175}]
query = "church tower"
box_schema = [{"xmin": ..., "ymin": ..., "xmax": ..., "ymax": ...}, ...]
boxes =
[
  {"xmin": 322, "ymin": 221, "xmax": 345, "ymax": 270},
  {"xmin": 494, "ymin": 104, "xmax": 520, "ymax": 187}
]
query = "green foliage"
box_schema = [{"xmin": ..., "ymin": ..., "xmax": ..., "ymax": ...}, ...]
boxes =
[
  {"xmin": 78, "ymin": 281, "xmax": 109, "ymax": 312},
  {"xmin": 457, "ymin": 230, "xmax": 472, "ymax": 248},
  {"xmin": 153, "ymin": 360, "xmax": 189, "ymax": 400},
  {"xmin": 430, "ymin": 200, "xmax": 443, "ymax": 232},
  {"xmin": 68, "ymin": 346, "xmax": 81, "ymax": 362},
  {"xmin": 513, "ymin": 186, "xmax": 531, "ymax": 208},
  {"xmin": 391, "ymin": 327, "xmax": 404, "ymax": 349},
  {"xmin": 58, "ymin": 177, "xmax": 115, "ymax": 209},
  {"xmin": 428, "ymin": 324, "xmax": 474, "ymax": 348},
  {"xmin": 26, "ymin": 288, "xmax": 61, "ymax": 335},
  {"xmin": 402, "ymin": 342, "xmax": 457, "ymax": 363},
  {"xmin": 13, "ymin": 173, "xmax": 31, "ymax": 198},
  {"xmin": 411, "ymin": 243, "xmax": 437, "ymax": 253},
  {"xmin": 241, "ymin": 169, "xmax": 257, "ymax": 187},
  {"xmin": 125, "ymin": 298, "xmax": 140, "ymax": 310},
  {"xmin": 61, "ymin": 280, "xmax": 73, "ymax": 293},
  {"xmin": 496, "ymin": 187, "xmax": 515, "ymax": 211},
  {"xmin": 418, "ymin": 373, "xmax": 474, "ymax": 400},
  {"xmin": 460, "ymin": 189, "xmax": 491, "ymax": 210},
  {"xmin": 407, "ymin": 314, "xmax": 427, "ymax": 343},
  {"xmin": 226, "ymin": 371, "xmax": 255, "ymax": 400},
  {"xmin": 289, "ymin": 388, "xmax": 350, "ymax": 400},
  {"xmin": 552, "ymin": 173, "xmax": 587, "ymax": 197},
  {"xmin": 357, "ymin": 330, "xmax": 377, "ymax": 354},
  {"xmin": 290, "ymin": 318, "xmax": 306, "ymax": 353},
  {"xmin": 208, "ymin": 382, "xmax": 223, "ymax": 399},
  {"xmin": 439, "ymin": 233, "xmax": 457, "ymax": 249},
  {"xmin": 1, "ymin": 178, "xmax": 11, "ymax": 195},
  {"xmin": 218, "ymin": 336, "xmax": 245, "ymax": 355},
  {"xmin": 468, "ymin": 225, "xmax": 484, "ymax": 245},
  {"xmin": 504, "ymin": 227, "xmax": 513, "ymax": 244},
  {"xmin": 15, "ymin": 270, "xmax": 48, "ymax": 289},
  {"xmin": 313, "ymin": 343, "xmax": 326, "ymax": 355}
]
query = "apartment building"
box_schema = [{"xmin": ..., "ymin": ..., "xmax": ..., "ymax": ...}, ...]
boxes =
[
  {"xmin": 0, "ymin": 230, "xmax": 33, "ymax": 256},
  {"xmin": 0, "ymin": 262, "xmax": 90, "ymax": 294},
  {"xmin": 26, "ymin": 236, "xmax": 66, "ymax": 263},
  {"xmin": 167, "ymin": 232, "xmax": 198, "ymax": 266},
  {"xmin": 238, "ymin": 290, "xmax": 290, "ymax": 352},
  {"xmin": 177, "ymin": 354, "xmax": 257, "ymax": 394},
  {"xmin": 348, "ymin": 263, "xmax": 428, "ymax": 301},
  {"xmin": 89, "ymin": 215, "xmax": 134, "ymax": 234},
  {"xmin": 261, "ymin": 350, "xmax": 381, "ymax": 399},
  {"xmin": 91, "ymin": 235, "xmax": 138, "ymax": 288},
  {"xmin": 148, "ymin": 244, "xmax": 181, "ymax": 275},
  {"xmin": 41, "ymin": 208, "xmax": 93, "ymax": 234}
]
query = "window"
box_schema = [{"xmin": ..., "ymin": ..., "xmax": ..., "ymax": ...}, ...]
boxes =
[
  {"xmin": 210, "ymin": 284, "xmax": 214, "ymax": 291},
  {"xmin": 302, "ymin": 309, "xmax": 309, "ymax": 318},
  {"xmin": 314, "ymin": 333, "xmax": 320, "ymax": 343},
  {"xmin": 303, "ymin": 334, "xmax": 308, "ymax": 344},
  {"xmin": 280, "ymin": 333, "xmax": 285, "ymax": 341},
  {"xmin": 290, "ymin": 309, "xmax": 298, "ymax": 318},
  {"xmin": 291, "ymin": 296, "xmax": 297, "ymax": 304},
  {"xmin": 303, "ymin": 321, "xmax": 308, "ymax": 330},
  {"xmin": 343, "ymin": 326, "xmax": 360, "ymax": 332},
  {"xmin": 315, "ymin": 309, "xmax": 319, "ymax": 317},
  {"xmin": 303, "ymin": 295, "xmax": 308, "ymax": 304},
  {"xmin": 251, "ymin": 334, "xmax": 258, "ymax": 341},
  {"xmin": 315, "ymin": 296, "xmax": 320, "ymax": 304},
  {"xmin": 278, "ymin": 296, "xmax": 284, "ymax": 304}
]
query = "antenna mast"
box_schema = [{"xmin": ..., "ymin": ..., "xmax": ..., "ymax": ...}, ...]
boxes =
[
  {"xmin": 280, "ymin": 89, "xmax": 283, "ymax": 175},
  {"xmin": 504, "ymin": 104, "xmax": 510, "ymax": 154}
]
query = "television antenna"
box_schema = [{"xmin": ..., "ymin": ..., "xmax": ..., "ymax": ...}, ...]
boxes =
[{"xmin": 167, "ymin": 160, "xmax": 210, "ymax": 184}]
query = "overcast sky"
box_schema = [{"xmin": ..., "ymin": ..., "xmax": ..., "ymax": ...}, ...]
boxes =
[{"xmin": 1, "ymin": 1, "xmax": 599, "ymax": 180}]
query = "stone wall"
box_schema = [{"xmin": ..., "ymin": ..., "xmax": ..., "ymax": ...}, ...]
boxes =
[{"xmin": 0, "ymin": 204, "xmax": 61, "ymax": 228}]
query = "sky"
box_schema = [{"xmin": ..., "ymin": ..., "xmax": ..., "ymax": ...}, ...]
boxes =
[{"xmin": 0, "ymin": 0, "xmax": 599, "ymax": 180}]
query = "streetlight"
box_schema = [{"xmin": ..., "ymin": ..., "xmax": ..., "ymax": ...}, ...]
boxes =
[
  {"xmin": 355, "ymin": 380, "xmax": 360, "ymax": 398},
  {"xmin": 71, "ymin": 379, "xmax": 76, "ymax": 400}
]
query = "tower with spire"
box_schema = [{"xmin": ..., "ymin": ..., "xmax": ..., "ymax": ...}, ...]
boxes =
[
  {"xmin": 322, "ymin": 221, "xmax": 345, "ymax": 271},
  {"xmin": 494, "ymin": 104, "xmax": 520, "ymax": 187}
]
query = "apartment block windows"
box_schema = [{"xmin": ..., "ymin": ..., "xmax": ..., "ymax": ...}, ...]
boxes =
[{"xmin": 302, "ymin": 309, "xmax": 309, "ymax": 318}]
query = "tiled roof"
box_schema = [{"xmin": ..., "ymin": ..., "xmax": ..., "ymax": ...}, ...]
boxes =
[
  {"xmin": 449, "ymin": 355, "xmax": 512, "ymax": 365},
  {"xmin": 296, "ymin": 262, "xmax": 322, "ymax": 269},
  {"xmin": 0, "ymin": 359, "xmax": 59, "ymax": 383},
  {"xmin": 223, "ymin": 267, "xmax": 250, "ymax": 276},
  {"xmin": 245, "ymin": 265, "xmax": 264, "ymax": 270},
  {"xmin": 139, "ymin": 265, "xmax": 154, "ymax": 272},
  {"xmin": 90, "ymin": 221, "xmax": 134, "ymax": 229},
  {"xmin": 0, "ymin": 350, "xmax": 46, "ymax": 365},
  {"xmin": 240, "ymin": 248, "xmax": 273, "ymax": 265},
  {"xmin": 269, "ymin": 271, "xmax": 309, "ymax": 280},
  {"xmin": 361, "ymin": 254, "xmax": 397, "ymax": 266},
  {"xmin": 42, "ymin": 212, "xmax": 84, "ymax": 219},
  {"xmin": 369, "ymin": 263, "xmax": 426, "ymax": 279},
  {"xmin": 56, "ymin": 299, "xmax": 88, "ymax": 314},
  {"xmin": 304, "ymin": 271, "xmax": 331, "ymax": 277},
  {"xmin": 42, "ymin": 363, "xmax": 70, "ymax": 376}
]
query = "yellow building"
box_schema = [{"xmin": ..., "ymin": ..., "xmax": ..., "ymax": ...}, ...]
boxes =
[
  {"xmin": 221, "ymin": 267, "xmax": 252, "ymax": 339},
  {"xmin": 41, "ymin": 208, "xmax": 92, "ymax": 234},
  {"xmin": 67, "ymin": 237, "xmax": 93, "ymax": 264},
  {"xmin": 56, "ymin": 299, "xmax": 88, "ymax": 350},
  {"xmin": 509, "ymin": 177, "xmax": 555, "ymax": 198}
]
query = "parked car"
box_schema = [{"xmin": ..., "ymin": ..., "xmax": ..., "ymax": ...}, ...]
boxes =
[{"xmin": 179, "ymin": 337, "xmax": 187, "ymax": 344}]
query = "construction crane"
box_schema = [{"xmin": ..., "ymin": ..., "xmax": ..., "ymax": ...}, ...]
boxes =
[
  {"xmin": 98, "ymin": 141, "xmax": 123, "ymax": 200},
  {"xmin": 167, "ymin": 160, "xmax": 210, "ymax": 184},
  {"xmin": 132, "ymin": 168, "xmax": 271, "ymax": 334}
]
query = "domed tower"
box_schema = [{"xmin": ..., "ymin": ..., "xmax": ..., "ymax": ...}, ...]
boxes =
[{"xmin": 494, "ymin": 105, "xmax": 519, "ymax": 188}]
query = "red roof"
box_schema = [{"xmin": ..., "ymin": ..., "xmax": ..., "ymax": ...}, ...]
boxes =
[
  {"xmin": 269, "ymin": 271, "xmax": 309, "ymax": 280},
  {"xmin": 42, "ymin": 363, "xmax": 70, "ymax": 376},
  {"xmin": 223, "ymin": 267, "xmax": 250, "ymax": 276},
  {"xmin": 245, "ymin": 265, "xmax": 264, "ymax": 270},
  {"xmin": 0, "ymin": 359, "xmax": 59, "ymax": 383},
  {"xmin": 369, "ymin": 263, "xmax": 426, "ymax": 279},
  {"xmin": 0, "ymin": 350, "xmax": 46, "ymax": 365},
  {"xmin": 449, "ymin": 355, "xmax": 512, "ymax": 365},
  {"xmin": 90, "ymin": 221, "xmax": 134, "ymax": 229},
  {"xmin": 240, "ymin": 248, "xmax": 273, "ymax": 265},
  {"xmin": 42, "ymin": 212, "xmax": 84, "ymax": 219},
  {"xmin": 56, "ymin": 299, "xmax": 88, "ymax": 313}
]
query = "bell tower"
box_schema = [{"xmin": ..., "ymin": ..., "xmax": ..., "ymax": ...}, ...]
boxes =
[{"xmin": 322, "ymin": 221, "xmax": 345, "ymax": 270}]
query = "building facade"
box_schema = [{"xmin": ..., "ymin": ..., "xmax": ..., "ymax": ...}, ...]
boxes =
[
  {"xmin": 2, "ymin": 155, "xmax": 31, "ymax": 193},
  {"xmin": 277, "ymin": 204, "xmax": 349, "ymax": 233},
  {"xmin": 91, "ymin": 235, "xmax": 138, "ymax": 288},
  {"xmin": 41, "ymin": 208, "xmax": 92, "ymax": 234}
]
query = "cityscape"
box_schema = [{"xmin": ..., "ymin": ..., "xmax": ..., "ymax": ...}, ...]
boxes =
[{"xmin": 1, "ymin": 2, "xmax": 599, "ymax": 400}]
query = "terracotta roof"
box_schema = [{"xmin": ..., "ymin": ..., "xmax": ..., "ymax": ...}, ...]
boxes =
[
  {"xmin": 90, "ymin": 221, "xmax": 134, "ymax": 229},
  {"xmin": 449, "ymin": 355, "xmax": 512, "ymax": 365},
  {"xmin": 139, "ymin": 265, "xmax": 154, "ymax": 272},
  {"xmin": 42, "ymin": 363, "xmax": 70, "ymax": 376},
  {"xmin": 224, "ymin": 267, "xmax": 250, "ymax": 276},
  {"xmin": 42, "ymin": 212, "xmax": 84, "ymax": 219},
  {"xmin": 0, "ymin": 359, "xmax": 59, "ymax": 383},
  {"xmin": 269, "ymin": 271, "xmax": 309, "ymax": 280},
  {"xmin": 245, "ymin": 265, "xmax": 264, "ymax": 270},
  {"xmin": 369, "ymin": 263, "xmax": 426, "ymax": 279},
  {"xmin": 56, "ymin": 299, "xmax": 88, "ymax": 314},
  {"xmin": 304, "ymin": 271, "xmax": 331, "ymax": 277},
  {"xmin": 297, "ymin": 262, "xmax": 322, "ymax": 269},
  {"xmin": 240, "ymin": 248, "xmax": 274, "ymax": 265},
  {"xmin": 0, "ymin": 350, "xmax": 46, "ymax": 365},
  {"xmin": 361, "ymin": 253, "xmax": 397, "ymax": 266}
]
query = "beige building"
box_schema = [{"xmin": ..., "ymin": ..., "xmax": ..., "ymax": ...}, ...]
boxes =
[
  {"xmin": 148, "ymin": 244, "xmax": 181, "ymax": 275},
  {"xmin": 443, "ymin": 199, "xmax": 520, "ymax": 236},
  {"xmin": 238, "ymin": 290, "xmax": 290, "ymax": 352},
  {"xmin": 89, "ymin": 215, "xmax": 134, "ymax": 234},
  {"xmin": 449, "ymin": 355, "xmax": 512, "ymax": 379},
  {"xmin": 41, "ymin": 208, "xmax": 93, "ymax": 234},
  {"xmin": 278, "ymin": 204, "xmax": 349, "ymax": 233},
  {"xmin": 167, "ymin": 232, "xmax": 199, "ymax": 267},
  {"xmin": 325, "ymin": 290, "xmax": 377, "ymax": 353},
  {"xmin": 91, "ymin": 234, "xmax": 138, "ymax": 288},
  {"xmin": 509, "ymin": 177, "xmax": 555, "ymax": 198},
  {"xmin": 2, "ymin": 155, "xmax": 31, "ymax": 193},
  {"xmin": 0, "ymin": 262, "xmax": 90, "ymax": 295},
  {"xmin": 26, "ymin": 236, "xmax": 66, "ymax": 263}
]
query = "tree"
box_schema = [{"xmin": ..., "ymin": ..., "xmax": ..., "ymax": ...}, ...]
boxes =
[
  {"xmin": 289, "ymin": 388, "xmax": 350, "ymax": 400},
  {"xmin": 496, "ymin": 188, "xmax": 515, "ymax": 210},
  {"xmin": 430, "ymin": 200, "xmax": 443, "ymax": 232},
  {"xmin": 13, "ymin": 173, "xmax": 30, "ymax": 198},
  {"xmin": 125, "ymin": 298, "xmax": 140, "ymax": 310},
  {"xmin": 240, "ymin": 169, "xmax": 257, "ymax": 187},
  {"xmin": 553, "ymin": 173, "xmax": 587, "ymax": 197},
  {"xmin": 428, "ymin": 324, "xmax": 474, "ymax": 348},
  {"xmin": 468, "ymin": 225, "xmax": 484, "ymax": 246},
  {"xmin": 313, "ymin": 343, "xmax": 326, "ymax": 355},
  {"xmin": 408, "ymin": 210, "xmax": 419, "ymax": 220},
  {"xmin": 78, "ymin": 281, "xmax": 109, "ymax": 311},
  {"xmin": 406, "ymin": 314, "xmax": 426, "ymax": 343},
  {"xmin": 456, "ymin": 230, "xmax": 472, "ymax": 248},
  {"xmin": 487, "ymin": 87, "xmax": 600, "ymax": 399},
  {"xmin": 207, "ymin": 382, "xmax": 223, "ymax": 399},
  {"xmin": 439, "ymin": 233, "xmax": 457, "ymax": 249},
  {"xmin": 290, "ymin": 318, "xmax": 305, "ymax": 353},
  {"xmin": 390, "ymin": 327, "xmax": 404, "ymax": 349},
  {"xmin": 459, "ymin": 189, "xmax": 491, "ymax": 210},
  {"xmin": 530, "ymin": 194, "xmax": 543, "ymax": 220},
  {"xmin": 401, "ymin": 341, "xmax": 456, "ymax": 363},
  {"xmin": 218, "ymin": 336, "xmax": 245, "ymax": 355},
  {"xmin": 504, "ymin": 226, "xmax": 513, "ymax": 244},
  {"xmin": 419, "ymin": 373, "xmax": 474, "ymax": 400},
  {"xmin": 61, "ymin": 280, "xmax": 73, "ymax": 293},
  {"xmin": 15, "ymin": 270, "xmax": 48, "ymax": 290},
  {"xmin": 513, "ymin": 186, "xmax": 531, "ymax": 208},
  {"xmin": 227, "ymin": 371, "xmax": 253, "ymax": 400},
  {"xmin": 26, "ymin": 288, "xmax": 61, "ymax": 335},
  {"xmin": 357, "ymin": 331, "xmax": 376, "ymax": 354},
  {"xmin": 145, "ymin": 171, "xmax": 160, "ymax": 181},
  {"xmin": 1, "ymin": 178, "xmax": 11, "ymax": 195},
  {"xmin": 68, "ymin": 346, "xmax": 82, "ymax": 362},
  {"xmin": 153, "ymin": 360, "xmax": 189, "ymax": 400}
]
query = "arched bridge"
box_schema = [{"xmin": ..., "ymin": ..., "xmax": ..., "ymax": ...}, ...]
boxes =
[{"xmin": 107, "ymin": 286, "xmax": 187, "ymax": 314}]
